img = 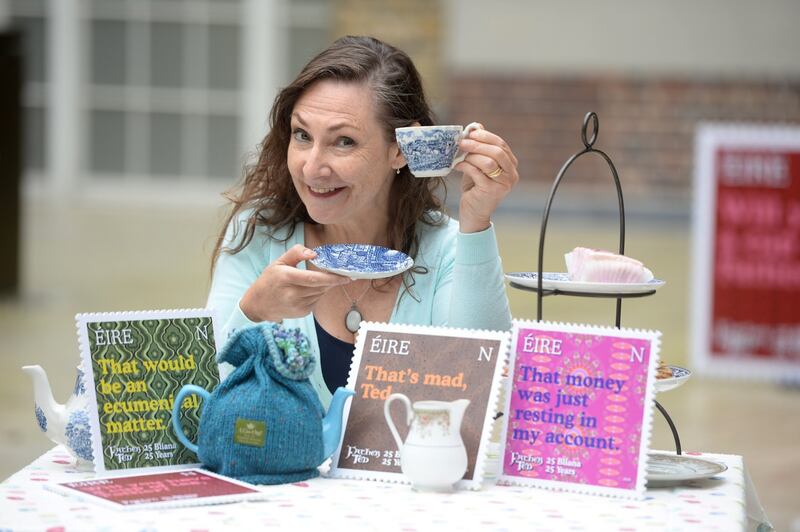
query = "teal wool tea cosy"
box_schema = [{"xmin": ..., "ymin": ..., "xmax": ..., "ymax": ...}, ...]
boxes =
[{"xmin": 194, "ymin": 323, "xmax": 327, "ymax": 484}]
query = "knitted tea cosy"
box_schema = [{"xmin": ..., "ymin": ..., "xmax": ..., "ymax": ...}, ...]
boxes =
[{"xmin": 195, "ymin": 323, "xmax": 326, "ymax": 484}]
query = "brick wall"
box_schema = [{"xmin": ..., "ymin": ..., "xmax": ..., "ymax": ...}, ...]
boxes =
[{"xmin": 447, "ymin": 75, "xmax": 800, "ymax": 202}]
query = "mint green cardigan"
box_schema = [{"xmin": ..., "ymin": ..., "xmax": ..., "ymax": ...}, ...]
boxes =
[{"xmin": 207, "ymin": 211, "xmax": 511, "ymax": 409}]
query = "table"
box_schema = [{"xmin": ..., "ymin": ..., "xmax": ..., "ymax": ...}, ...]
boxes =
[{"xmin": 0, "ymin": 447, "xmax": 770, "ymax": 531}]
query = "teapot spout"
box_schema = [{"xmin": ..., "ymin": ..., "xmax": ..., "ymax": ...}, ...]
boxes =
[
  {"xmin": 322, "ymin": 387, "xmax": 356, "ymax": 458},
  {"xmin": 22, "ymin": 365, "xmax": 67, "ymax": 438}
]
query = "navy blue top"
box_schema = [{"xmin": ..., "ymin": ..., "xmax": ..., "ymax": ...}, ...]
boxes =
[{"xmin": 314, "ymin": 317, "xmax": 355, "ymax": 394}]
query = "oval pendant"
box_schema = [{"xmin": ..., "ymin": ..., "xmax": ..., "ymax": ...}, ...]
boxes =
[{"xmin": 345, "ymin": 308, "xmax": 363, "ymax": 333}]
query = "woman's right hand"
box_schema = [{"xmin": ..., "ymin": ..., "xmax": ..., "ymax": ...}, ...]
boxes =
[{"xmin": 239, "ymin": 244, "xmax": 351, "ymax": 322}]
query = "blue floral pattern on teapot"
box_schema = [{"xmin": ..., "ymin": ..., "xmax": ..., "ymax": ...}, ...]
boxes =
[{"xmin": 23, "ymin": 364, "xmax": 94, "ymax": 465}]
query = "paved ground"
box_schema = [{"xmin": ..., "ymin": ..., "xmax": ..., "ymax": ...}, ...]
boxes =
[{"xmin": 1, "ymin": 195, "xmax": 797, "ymax": 530}]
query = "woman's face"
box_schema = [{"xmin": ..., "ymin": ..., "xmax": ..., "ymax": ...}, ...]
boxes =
[{"xmin": 287, "ymin": 79, "xmax": 403, "ymax": 229}]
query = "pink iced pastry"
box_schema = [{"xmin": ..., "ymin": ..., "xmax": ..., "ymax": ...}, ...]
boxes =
[{"xmin": 564, "ymin": 247, "xmax": 654, "ymax": 283}]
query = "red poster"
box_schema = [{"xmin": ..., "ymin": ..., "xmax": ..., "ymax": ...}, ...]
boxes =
[{"xmin": 692, "ymin": 126, "xmax": 800, "ymax": 379}]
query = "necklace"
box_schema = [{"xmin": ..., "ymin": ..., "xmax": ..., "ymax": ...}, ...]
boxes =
[{"xmin": 342, "ymin": 283, "xmax": 371, "ymax": 333}]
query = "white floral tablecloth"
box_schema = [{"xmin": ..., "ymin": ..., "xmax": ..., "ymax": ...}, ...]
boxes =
[{"xmin": 0, "ymin": 447, "xmax": 770, "ymax": 531}]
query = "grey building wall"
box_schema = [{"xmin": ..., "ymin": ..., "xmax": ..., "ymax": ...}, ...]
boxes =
[{"xmin": 444, "ymin": 0, "xmax": 800, "ymax": 78}]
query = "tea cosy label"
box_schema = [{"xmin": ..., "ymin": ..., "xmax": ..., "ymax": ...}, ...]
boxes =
[{"xmin": 234, "ymin": 419, "xmax": 266, "ymax": 447}]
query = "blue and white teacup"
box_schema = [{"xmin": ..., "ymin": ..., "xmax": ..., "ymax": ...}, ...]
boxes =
[{"xmin": 395, "ymin": 122, "xmax": 481, "ymax": 177}]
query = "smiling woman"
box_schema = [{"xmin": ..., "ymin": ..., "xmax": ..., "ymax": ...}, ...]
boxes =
[
  {"xmin": 287, "ymin": 81, "xmax": 400, "ymax": 229},
  {"xmin": 207, "ymin": 36, "xmax": 520, "ymax": 407}
]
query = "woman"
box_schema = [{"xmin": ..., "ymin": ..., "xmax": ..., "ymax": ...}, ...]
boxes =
[{"xmin": 208, "ymin": 36, "xmax": 519, "ymax": 407}]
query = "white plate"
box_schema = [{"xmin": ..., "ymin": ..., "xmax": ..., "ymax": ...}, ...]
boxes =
[
  {"xmin": 310, "ymin": 244, "xmax": 414, "ymax": 280},
  {"xmin": 505, "ymin": 272, "xmax": 665, "ymax": 295},
  {"xmin": 655, "ymin": 365, "xmax": 691, "ymax": 392},
  {"xmin": 646, "ymin": 454, "xmax": 727, "ymax": 486}
]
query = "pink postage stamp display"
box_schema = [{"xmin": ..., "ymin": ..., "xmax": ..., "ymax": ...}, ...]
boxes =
[{"xmin": 499, "ymin": 320, "xmax": 660, "ymax": 499}]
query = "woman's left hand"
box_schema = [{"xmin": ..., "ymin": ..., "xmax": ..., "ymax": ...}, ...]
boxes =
[{"xmin": 454, "ymin": 125, "xmax": 519, "ymax": 233}]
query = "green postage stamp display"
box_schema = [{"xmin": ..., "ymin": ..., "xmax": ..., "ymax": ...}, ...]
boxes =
[{"xmin": 76, "ymin": 309, "xmax": 221, "ymax": 474}]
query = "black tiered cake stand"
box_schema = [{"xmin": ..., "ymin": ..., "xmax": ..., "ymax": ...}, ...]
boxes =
[{"xmin": 509, "ymin": 111, "xmax": 683, "ymax": 454}]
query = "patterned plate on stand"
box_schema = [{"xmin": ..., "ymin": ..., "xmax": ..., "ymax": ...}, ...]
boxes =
[
  {"xmin": 646, "ymin": 454, "xmax": 727, "ymax": 486},
  {"xmin": 505, "ymin": 272, "xmax": 665, "ymax": 295},
  {"xmin": 310, "ymin": 244, "xmax": 414, "ymax": 280},
  {"xmin": 655, "ymin": 366, "xmax": 692, "ymax": 393}
]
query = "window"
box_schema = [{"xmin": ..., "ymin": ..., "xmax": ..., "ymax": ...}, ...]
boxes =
[
  {"xmin": 3, "ymin": 0, "xmax": 333, "ymax": 192},
  {"xmin": 286, "ymin": 0, "xmax": 330, "ymax": 79},
  {"xmin": 84, "ymin": 0, "xmax": 243, "ymax": 182},
  {"xmin": 8, "ymin": 0, "xmax": 47, "ymax": 173}
]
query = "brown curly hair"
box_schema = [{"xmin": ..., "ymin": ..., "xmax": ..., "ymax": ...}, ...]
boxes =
[{"xmin": 212, "ymin": 35, "xmax": 447, "ymax": 279}]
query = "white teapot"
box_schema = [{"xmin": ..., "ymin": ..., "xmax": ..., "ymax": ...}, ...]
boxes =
[
  {"xmin": 22, "ymin": 365, "xmax": 94, "ymax": 467},
  {"xmin": 384, "ymin": 393, "xmax": 470, "ymax": 492}
]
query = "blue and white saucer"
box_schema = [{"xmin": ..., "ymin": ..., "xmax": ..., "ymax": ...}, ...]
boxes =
[{"xmin": 310, "ymin": 244, "xmax": 414, "ymax": 280}]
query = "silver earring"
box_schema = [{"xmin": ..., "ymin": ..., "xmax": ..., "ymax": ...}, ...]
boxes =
[{"xmin": 396, "ymin": 168, "xmax": 401, "ymax": 175}]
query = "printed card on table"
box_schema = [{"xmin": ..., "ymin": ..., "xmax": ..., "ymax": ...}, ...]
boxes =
[
  {"xmin": 76, "ymin": 309, "xmax": 221, "ymax": 474},
  {"xmin": 47, "ymin": 469, "xmax": 264, "ymax": 510},
  {"xmin": 499, "ymin": 320, "xmax": 660, "ymax": 499},
  {"xmin": 329, "ymin": 322, "xmax": 510, "ymax": 490}
]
